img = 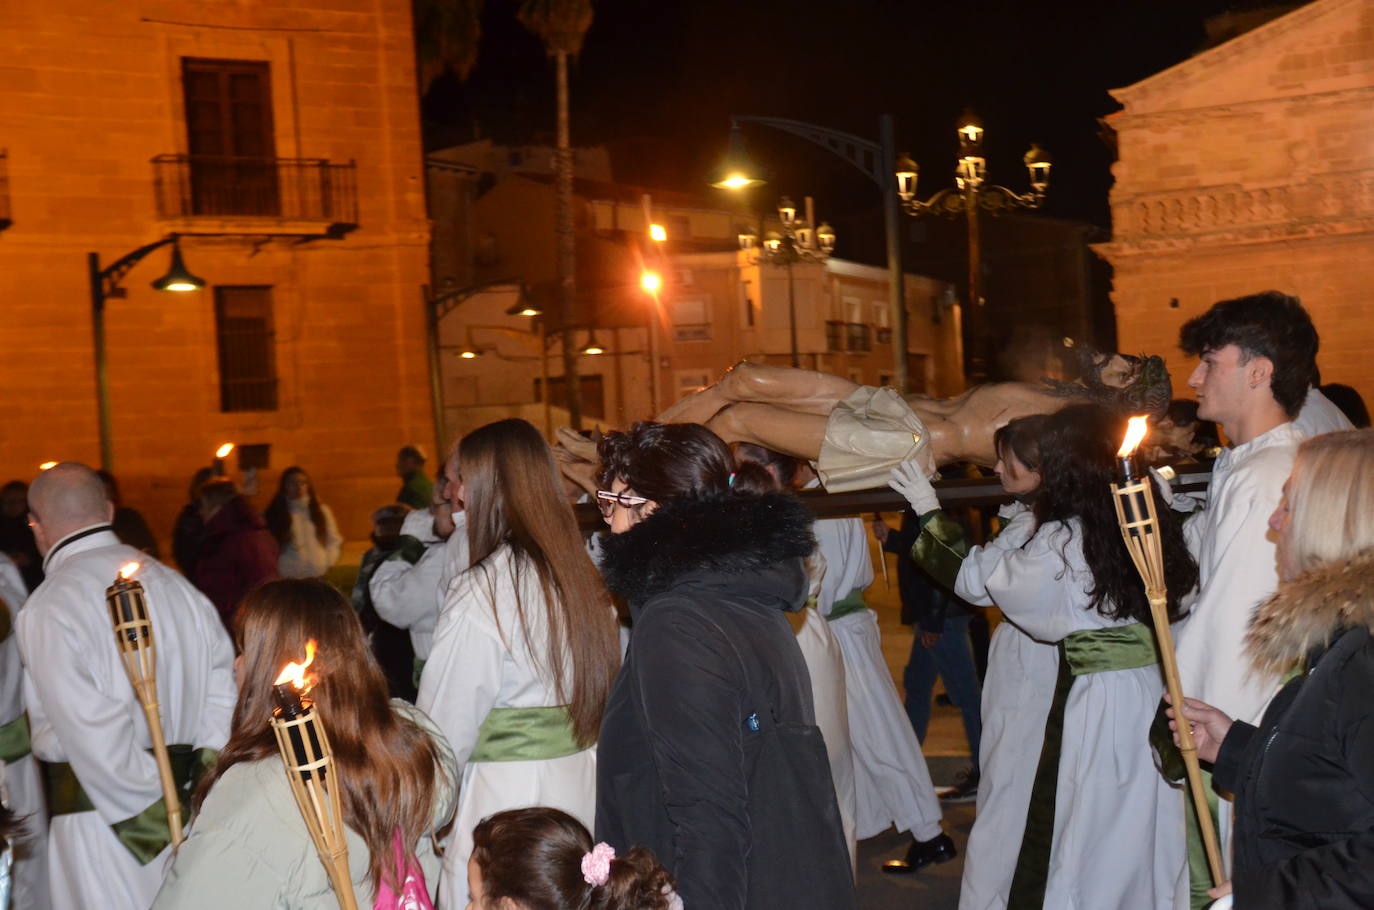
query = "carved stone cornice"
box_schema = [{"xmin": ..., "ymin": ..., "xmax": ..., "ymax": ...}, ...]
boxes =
[{"xmin": 1100, "ymin": 170, "xmax": 1374, "ymax": 258}]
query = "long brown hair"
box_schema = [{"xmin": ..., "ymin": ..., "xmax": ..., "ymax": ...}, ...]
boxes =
[
  {"xmin": 264, "ymin": 467, "xmax": 329, "ymax": 547},
  {"xmin": 458, "ymin": 419, "xmax": 619, "ymax": 746},
  {"xmin": 195, "ymin": 580, "xmax": 445, "ymax": 893}
]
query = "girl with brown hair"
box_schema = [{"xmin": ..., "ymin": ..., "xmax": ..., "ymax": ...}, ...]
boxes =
[
  {"xmin": 265, "ymin": 466, "xmax": 344, "ymax": 579},
  {"xmin": 152, "ymin": 579, "xmax": 458, "ymax": 908},
  {"xmin": 417, "ymin": 418, "xmax": 620, "ymax": 909},
  {"xmin": 467, "ymin": 807, "xmax": 680, "ymax": 910}
]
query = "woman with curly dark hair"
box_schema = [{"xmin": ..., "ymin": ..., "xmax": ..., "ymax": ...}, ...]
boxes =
[
  {"xmin": 468, "ymin": 807, "xmax": 679, "ymax": 910},
  {"xmin": 265, "ymin": 467, "xmax": 343, "ymax": 579},
  {"xmin": 593, "ymin": 421, "xmax": 854, "ymax": 910},
  {"xmin": 893, "ymin": 404, "xmax": 1198, "ymax": 909}
]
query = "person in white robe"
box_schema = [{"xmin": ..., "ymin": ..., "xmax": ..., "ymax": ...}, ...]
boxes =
[
  {"xmin": 955, "ymin": 514, "xmax": 1186, "ymax": 909},
  {"xmin": 806, "ymin": 469, "xmax": 950, "ymax": 870},
  {"xmin": 17, "ymin": 464, "xmax": 236, "ymax": 910},
  {"xmin": 1169, "ymin": 292, "xmax": 1328, "ymax": 905},
  {"xmin": 370, "ymin": 505, "xmax": 465, "ymax": 683},
  {"xmin": 0, "ymin": 553, "xmax": 48, "ymax": 910},
  {"xmin": 1292, "ymin": 385, "xmax": 1355, "ymax": 438},
  {"xmin": 417, "ymin": 546, "xmax": 598, "ymax": 909}
]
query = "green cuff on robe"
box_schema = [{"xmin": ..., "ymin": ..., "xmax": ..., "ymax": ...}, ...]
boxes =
[
  {"xmin": 0, "ymin": 715, "xmax": 30, "ymax": 764},
  {"xmin": 470, "ymin": 706, "xmax": 583, "ymax": 763},
  {"xmin": 46, "ymin": 745, "xmax": 219, "ymax": 865},
  {"xmin": 910, "ymin": 510, "xmax": 971, "ymax": 591},
  {"xmin": 825, "ymin": 588, "xmax": 869, "ymax": 623}
]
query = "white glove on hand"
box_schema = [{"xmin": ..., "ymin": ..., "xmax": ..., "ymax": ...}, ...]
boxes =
[
  {"xmin": 1149, "ymin": 466, "xmax": 1204, "ymax": 513},
  {"xmin": 888, "ymin": 460, "xmax": 940, "ymax": 515}
]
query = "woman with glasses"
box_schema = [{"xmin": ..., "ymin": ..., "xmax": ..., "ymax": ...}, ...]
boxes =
[
  {"xmin": 593, "ymin": 421, "xmax": 855, "ymax": 910},
  {"xmin": 416, "ymin": 419, "xmax": 621, "ymax": 908}
]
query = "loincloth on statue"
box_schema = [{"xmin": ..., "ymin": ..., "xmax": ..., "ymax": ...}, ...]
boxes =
[{"xmin": 814, "ymin": 386, "xmax": 936, "ymax": 492}]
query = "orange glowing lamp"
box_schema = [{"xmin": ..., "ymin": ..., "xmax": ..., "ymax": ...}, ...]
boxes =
[
  {"xmin": 640, "ymin": 271, "xmax": 662, "ymax": 294},
  {"xmin": 38, "ymin": 461, "xmax": 57, "ymax": 471}
]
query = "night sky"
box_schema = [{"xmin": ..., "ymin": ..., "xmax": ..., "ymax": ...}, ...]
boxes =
[{"xmin": 423, "ymin": 0, "xmax": 1259, "ymax": 257}]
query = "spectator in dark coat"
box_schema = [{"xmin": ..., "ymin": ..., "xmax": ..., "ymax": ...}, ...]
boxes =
[
  {"xmin": 192, "ymin": 479, "xmax": 278, "ymax": 627},
  {"xmin": 172, "ymin": 467, "xmax": 215, "ymax": 577},
  {"xmin": 594, "ymin": 422, "xmax": 855, "ymax": 910}
]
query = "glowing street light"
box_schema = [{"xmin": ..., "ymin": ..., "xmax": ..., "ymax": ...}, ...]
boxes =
[
  {"xmin": 640, "ymin": 271, "xmax": 662, "ymax": 294},
  {"xmin": 648, "ymin": 223, "xmax": 668, "ymax": 243},
  {"xmin": 38, "ymin": 461, "xmax": 57, "ymax": 471}
]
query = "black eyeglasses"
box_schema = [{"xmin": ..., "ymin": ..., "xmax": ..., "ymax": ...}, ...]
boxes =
[{"xmin": 595, "ymin": 489, "xmax": 650, "ymax": 520}]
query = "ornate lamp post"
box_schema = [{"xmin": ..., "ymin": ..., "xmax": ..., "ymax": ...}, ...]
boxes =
[
  {"xmin": 89, "ymin": 234, "xmax": 206, "ymax": 471},
  {"xmin": 737, "ymin": 197, "xmax": 836, "ymax": 368},
  {"xmin": 898, "ymin": 110, "xmax": 1052, "ymax": 383}
]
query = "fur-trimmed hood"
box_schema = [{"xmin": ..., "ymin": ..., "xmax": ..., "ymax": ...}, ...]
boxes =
[
  {"xmin": 599, "ymin": 491, "xmax": 815, "ymax": 609},
  {"xmin": 1246, "ymin": 550, "xmax": 1374, "ymax": 675}
]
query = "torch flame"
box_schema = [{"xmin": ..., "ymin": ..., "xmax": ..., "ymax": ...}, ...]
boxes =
[
  {"xmin": 215, "ymin": 443, "xmax": 235, "ymax": 458},
  {"xmin": 273, "ymin": 639, "xmax": 318, "ymax": 692},
  {"xmin": 1118, "ymin": 416, "xmax": 1150, "ymax": 458},
  {"xmin": 119, "ymin": 561, "xmax": 141, "ymax": 580}
]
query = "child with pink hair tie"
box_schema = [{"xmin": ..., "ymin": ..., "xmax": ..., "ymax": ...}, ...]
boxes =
[{"xmin": 468, "ymin": 808, "xmax": 682, "ymax": 910}]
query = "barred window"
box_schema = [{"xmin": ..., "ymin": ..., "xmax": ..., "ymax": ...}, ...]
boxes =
[{"xmin": 214, "ymin": 286, "xmax": 279, "ymax": 412}]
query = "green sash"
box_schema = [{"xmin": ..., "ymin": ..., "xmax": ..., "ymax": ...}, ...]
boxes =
[
  {"xmin": 470, "ymin": 706, "xmax": 583, "ymax": 763},
  {"xmin": 1007, "ymin": 623, "xmax": 1161, "ymax": 910},
  {"xmin": 46, "ymin": 744, "xmax": 218, "ymax": 865},
  {"xmin": 825, "ymin": 588, "xmax": 869, "ymax": 623},
  {"xmin": 412, "ymin": 657, "xmax": 427, "ymax": 692},
  {"xmin": 0, "ymin": 715, "xmax": 30, "ymax": 763}
]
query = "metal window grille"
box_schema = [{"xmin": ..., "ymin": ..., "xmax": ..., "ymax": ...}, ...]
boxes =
[
  {"xmin": 214, "ymin": 286, "xmax": 279, "ymax": 412},
  {"xmin": 825, "ymin": 321, "xmax": 845, "ymax": 352},
  {"xmin": 846, "ymin": 323, "xmax": 872, "ymax": 353}
]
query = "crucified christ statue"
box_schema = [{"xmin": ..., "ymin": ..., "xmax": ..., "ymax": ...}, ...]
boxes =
[{"xmin": 559, "ymin": 349, "xmax": 1172, "ymax": 492}]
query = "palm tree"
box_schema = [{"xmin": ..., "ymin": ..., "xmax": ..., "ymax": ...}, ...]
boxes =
[
  {"xmin": 517, "ymin": 0, "xmax": 594, "ymax": 430},
  {"xmin": 412, "ymin": 0, "xmax": 486, "ymax": 92}
]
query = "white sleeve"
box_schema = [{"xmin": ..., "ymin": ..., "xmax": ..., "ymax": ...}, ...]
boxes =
[
  {"xmin": 17, "ymin": 598, "xmax": 163, "ymax": 823},
  {"xmin": 415, "ymin": 569, "xmax": 502, "ymax": 776},
  {"xmin": 371, "ymin": 545, "xmax": 443, "ymax": 636},
  {"xmin": 321, "ymin": 504, "xmax": 343, "ymax": 568},
  {"xmin": 953, "ymin": 508, "xmax": 1038, "ymax": 607},
  {"xmin": 980, "ymin": 523, "xmax": 1093, "ymax": 644}
]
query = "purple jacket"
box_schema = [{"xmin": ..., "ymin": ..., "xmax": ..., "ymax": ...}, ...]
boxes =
[{"xmin": 193, "ymin": 496, "xmax": 279, "ymax": 625}]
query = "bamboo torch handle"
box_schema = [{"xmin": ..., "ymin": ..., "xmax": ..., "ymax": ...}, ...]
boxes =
[
  {"xmin": 139, "ymin": 691, "xmax": 184, "ymax": 847},
  {"xmin": 323, "ymin": 858, "xmax": 360, "ymax": 910},
  {"xmin": 1147, "ymin": 593, "xmax": 1224, "ymax": 885}
]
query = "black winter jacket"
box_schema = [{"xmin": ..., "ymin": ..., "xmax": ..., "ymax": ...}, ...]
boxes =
[
  {"xmin": 595, "ymin": 492, "xmax": 855, "ymax": 910},
  {"xmin": 1213, "ymin": 552, "xmax": 1374, "ymax": 910}
]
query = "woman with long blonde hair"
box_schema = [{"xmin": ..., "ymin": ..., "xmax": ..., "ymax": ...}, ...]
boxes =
[
  {"xmin": 153, "ymin": 579, "xmax": 457, "ymax": 908},
  {"xmin": 418, "ymin": 418, "xmax": 620, "ymax": 908},
  {"xmin": 1173, "ymin": 428, "xmax": 1374, "ymax": 910}
]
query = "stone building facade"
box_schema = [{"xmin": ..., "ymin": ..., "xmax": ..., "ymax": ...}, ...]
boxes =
[
  {"xmin": 1097, "ymin": 0, "xmax": 1374, "ymax": 407},
  {"xmin": 0, "ymin": 0, "xmax": 432, "ymax": 544}
]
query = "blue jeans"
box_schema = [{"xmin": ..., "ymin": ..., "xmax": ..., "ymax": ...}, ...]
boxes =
[{"xmin": 903, "ymin": 609, "xmax": 983, "ymax": 765}]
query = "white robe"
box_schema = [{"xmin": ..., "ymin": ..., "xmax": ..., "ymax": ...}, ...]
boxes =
[
  {"xmin": 956, "ymin": 516, "xmax": 1186, "ymax": 910},
  {"xmin": 798, "ymin": 552, "xmax": 858, "ymax": 870},
  {"xmin": 0, "ymin": 554, "xmax": 48, "ymax": 910},
  {"xmin": 276, "ymin": 500, "xmax": 343, "ymax": 579},
  {"xmin": 813, "ymin": 516, "xmax": 943, "ymax": 841},
  {"xmin": 417, "ymin": 546, "xmax": 596, "ymax": 909},
  {"xmin": 1291, "ymin": 386, "xmax": 1355, "ymax": 439},
  {"xmin": 16, "ymin": 527, "xmax": 236, "ymax": 910},
  {"xmin": 370, "ymin": 508, "xmax": 447, "ymax": 660}
]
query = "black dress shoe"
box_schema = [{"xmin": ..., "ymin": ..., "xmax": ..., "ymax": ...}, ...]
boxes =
[{"xmin": 881, "ymin": 832, "xmax": 958, "ymax": 875}]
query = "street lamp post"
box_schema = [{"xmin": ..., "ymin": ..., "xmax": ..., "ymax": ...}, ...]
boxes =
[
  {"xmin": 714, "ymin": 114, "xmax": 908, "ymax": 393},
  {"xmin": 737, "ymin": 197, "xmax": 836, "ymax": 369},
  {"xmin": 89, "ymin": 234, "xmax": 205, "ymax": 470},
  {"xmin": 897, "ymin": 110, "xmax": 1052, "ymax": 383}
]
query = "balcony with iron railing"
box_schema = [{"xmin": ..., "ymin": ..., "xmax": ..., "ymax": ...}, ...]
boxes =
[
  {"xmin": 826, "ymin": 321, "xmax": 873, "ymax": 353},
  {"xmin": 0, "ymin": 150, "xmax": 11, "ymax": 231},
  {"xmin": 152, "ymin": 155, "xmax": 358, "ymax": 237}
]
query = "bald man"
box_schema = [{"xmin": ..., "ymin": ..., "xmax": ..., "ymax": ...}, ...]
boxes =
[{"xmin": 17, "ymin": 463, "xmax": 235, "ymax": 910}]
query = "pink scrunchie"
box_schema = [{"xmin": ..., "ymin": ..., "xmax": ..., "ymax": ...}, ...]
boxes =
[{"xmin": 581, "ymin": 842, "xmax": 616, "ymax": 887}]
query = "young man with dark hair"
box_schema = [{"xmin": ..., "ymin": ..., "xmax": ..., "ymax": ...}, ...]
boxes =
[{"xmin": 1172, "ymin": 291, "xmax": 1342, "ymax": 903}]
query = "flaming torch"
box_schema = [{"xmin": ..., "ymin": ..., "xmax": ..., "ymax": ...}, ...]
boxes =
[
  {"xmin": 213, "ymin": 443, "xmax": 235, "ymax": 477},
  {"xmin": 270, "ymin": 641, "xmax": 358, "ymax": 910},
  {"xmin": 1111, "ymin": 417, "xmax": 1223, "ymax": 885},
  {"xmin": 106, "ymin": 562, "xmax": 184, "ymax": 847}
]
